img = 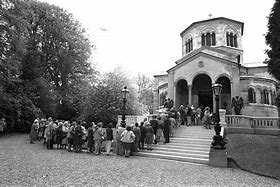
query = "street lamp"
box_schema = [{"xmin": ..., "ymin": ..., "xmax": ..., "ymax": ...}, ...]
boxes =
[
  {"xmin": 121, "ymin": 86, "xmax": 129, "ymax": 125},
  {"xmin": 211, "ymin": 83, "xmax": 226, "ymax": 149}
]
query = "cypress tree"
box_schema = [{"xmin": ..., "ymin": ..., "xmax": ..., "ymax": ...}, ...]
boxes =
[{"xmin": 265, "ymin": 0, "xmax": 280, "ymax": 81}]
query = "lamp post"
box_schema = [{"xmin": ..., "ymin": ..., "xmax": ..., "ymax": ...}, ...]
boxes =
[
  {"xmin": 211, "ymin": 83, "xmax": 226, "ymax": 149},
  {"xmin": 121, "ymin": 86, "xmax": 129, "ymax": 125}
]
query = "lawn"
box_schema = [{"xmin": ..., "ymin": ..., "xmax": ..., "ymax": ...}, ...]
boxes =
[{"xmin": 226, "ymin": 134, "xmax": 280, "ymax": 180}]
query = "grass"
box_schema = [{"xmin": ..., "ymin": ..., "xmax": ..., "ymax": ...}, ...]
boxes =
[{"xmin": 226, "ymin": 134, "xmax": 280, "ymax": 180}]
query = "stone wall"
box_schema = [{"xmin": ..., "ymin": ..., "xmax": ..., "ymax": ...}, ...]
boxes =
[{"xmin": 242, "ymin": 103, "xmax": 279, "ymax": 117}]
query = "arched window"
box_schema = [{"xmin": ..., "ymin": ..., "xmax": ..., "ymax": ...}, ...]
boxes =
[
  {"xmin": 226, "ymin": 33, "xmax": 230, "ymax": 46},
  {"xmin": 185, "ymin": 38, "xmax": 193, "ymax": 53},
  {"xmin": 201, "ymin": 32, "xmax": 216, "ymax": 46},
  {"xmin": 263, "ymin": 89, "xmax": 269, "ymax": 104},
  {"xmin": 234, "ymin": 35, "xmax": 238, "ymax": 47},
  {"xmin": 211, "ymin": 33, "xmax": 216, "ymax": 46},
  {"xmin": 248, "ymin": 88, "xmax": 256, "ymax": 103},
  {"xmin": 206, "ymin": 33, "xmax": 211, "ymax": 46},
  {"xmin": 201, "ymin": 34, "xmax": 205, "ymax": 46},
  {"xmin": 226, "ymin": 32, "xmax": 238, "ymax": 48},
  {"xmin": 272, "ymin": 91, "xmax": 276, "ymax": 105}
]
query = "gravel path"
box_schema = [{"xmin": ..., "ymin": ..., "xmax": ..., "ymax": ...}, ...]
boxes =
[{"xmin": 0, "ymin": 134, "xmax": 279, "ymax": 186}]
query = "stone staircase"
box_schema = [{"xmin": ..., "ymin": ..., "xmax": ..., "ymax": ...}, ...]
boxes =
[{"xmin": 135, "ymin": 126, "xmax": 214, "ymax": 165}]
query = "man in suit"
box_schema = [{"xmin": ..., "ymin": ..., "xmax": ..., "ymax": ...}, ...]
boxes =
[
  {"xmin": 149, "ymin": 115, "xmax": 159, "ymax": 144},
  {"xmin": 163, "ymin": 116, "xmax": 171, "ymax": 143}
]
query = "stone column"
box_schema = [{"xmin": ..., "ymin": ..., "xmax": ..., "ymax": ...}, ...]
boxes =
[
  {"xmin": 188, "ymin": 85, "xmax": 192, "ymax": 105},
  {"xmin": 268, "ymin": 91, "xmax": 272, "ymax": 105},
  {"xmin": 230, "ymin": 81, "xmax": 234, "ymax": 99},
  {"xmin": 173, "ymin": 85, "xmax": 176, "ymax": 108},
  {"xmin": 213, "ymin": 90, "xmax": 216, "ymax": 112}
]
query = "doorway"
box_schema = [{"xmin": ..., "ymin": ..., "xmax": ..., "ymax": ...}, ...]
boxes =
[
  {"xmin": 192, "ymin": 74, "xmax": 213, "ymax": 110},
  {"xmin": 198, "ymin": 91, "xmax": 213, "ymax": 110}
]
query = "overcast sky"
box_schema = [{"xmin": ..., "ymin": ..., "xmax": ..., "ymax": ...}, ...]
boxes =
[{"xmin": 40, "ymin": 0, "xmax": 275, "ymax": 77}]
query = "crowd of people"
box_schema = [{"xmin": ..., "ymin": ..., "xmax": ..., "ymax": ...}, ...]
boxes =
[
  {"xmin": 28, "ymin": 104, "xmax": 212, "ymax": 158},
  {"xmin": 28, "ymin": 114, "xmax": 179, "ymax": 158},
  {"xmin": 163, "ymin": 98, "xmax": 213, "ymax": 129},
  {"xmin": 176, "ymin": 104, "xmax": 213, "ymax": 129}
]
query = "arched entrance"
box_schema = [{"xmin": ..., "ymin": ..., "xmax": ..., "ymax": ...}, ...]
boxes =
[
  {"xmin": 175, "ymin": 79, "xmax": 188, "ymax": 107},
  {"xmin": 216, "ymin": 76, "xmax": 231, "ymax": 114},
  {"xmin": 192, "ymin": 74, "xmax": 213, "ymax": 110}
]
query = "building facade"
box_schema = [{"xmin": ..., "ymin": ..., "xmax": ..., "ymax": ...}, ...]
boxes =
[{"xmin": 153, "ymin": 17, "xmax": 279, "ymax": 117}]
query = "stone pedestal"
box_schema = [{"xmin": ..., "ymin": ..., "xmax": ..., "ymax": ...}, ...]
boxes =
[
  {"xmin": 209, "ymin": 148, "xmax": 228, "ymax": 168},
  {"xmin": 219, "ymin": 109, "xmax": 226, "ymax": 127}
]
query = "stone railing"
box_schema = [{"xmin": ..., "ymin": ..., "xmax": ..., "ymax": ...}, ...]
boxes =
[{"xmin": 225, "ymin": 115, "xmax": 280, "ymax": 129}]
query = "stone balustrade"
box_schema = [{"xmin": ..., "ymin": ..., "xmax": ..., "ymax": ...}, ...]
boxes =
[{"xmin": 225, "ymin": 115, "xmax": 280, "ymax": 129}]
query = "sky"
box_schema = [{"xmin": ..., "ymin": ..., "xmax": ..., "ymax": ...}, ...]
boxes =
[{"xmin": 40, "ymin": 0, "xmax": 275, "ymax": 77}]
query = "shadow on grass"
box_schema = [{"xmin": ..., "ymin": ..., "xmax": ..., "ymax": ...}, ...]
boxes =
[{"xmin": 226, "ymin": 134, "xmax": 280, "ymax": 180}]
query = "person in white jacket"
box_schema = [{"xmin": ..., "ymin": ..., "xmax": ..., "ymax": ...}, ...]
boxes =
[{"xmin": 121, "ymin": 125, "xmax": 135, "ymax": 157}]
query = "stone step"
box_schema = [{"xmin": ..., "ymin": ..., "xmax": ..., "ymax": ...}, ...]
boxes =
[
  {"xmin": 170, "ymin": 141, "xmax": 211, "ymax": 146},
  {"xmin": 173, "ymin": 134, "xmax": 213, "ymax": 138},
  {"xmin": 157, "ymin": 143, "xmax": 210, "ymax": 151},
  {"xmin": 170, "ymin": 137, "xmax": 212, "ymax": 143},
  {"xmin": 152, "ymin": 146, "xmax": 209, "ymax": 155},
  {"xmin": 174, "ymin": 132, "xmax": 214, "ymax": 136},
  {"xmin": 169, "ymin": 141, "xmax": 211, "ymax": 147},
  {"xmin": 134, "ymin": 126, "xmax": 214, "ymax": 164},
  {"xmin": 172, "ymin": 135, "xmax": 213, "ymax": 139},
  {"xmin": 140, "ymin": 150, "xmax": 208, "ymax": 159},
  {"xmin": 135, "ymin": 152, "xmax": 209, "ymax": 164}
]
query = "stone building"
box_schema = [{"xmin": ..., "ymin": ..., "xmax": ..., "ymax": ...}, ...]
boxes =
[{"xmin": 153, "ymin": 17, "xmax": 279, "ymax": 117}]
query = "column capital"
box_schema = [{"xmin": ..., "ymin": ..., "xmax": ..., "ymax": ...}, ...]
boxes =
[{"xmin": 188, "ymin": 84, "xmax": 192, "ymax": 89}]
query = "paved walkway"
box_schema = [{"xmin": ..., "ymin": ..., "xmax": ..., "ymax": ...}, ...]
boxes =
[{"xmin": 0, "ymin": 134, "xmax": 279, "ymax": 186}]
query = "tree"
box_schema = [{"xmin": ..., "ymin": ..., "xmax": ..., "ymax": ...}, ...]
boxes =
[
  {"xmin": 81, "ymin": 68, "xmax": 143, "ymax": 125},
  {"xmin": 0, "ymin": 0, "xmax": 97, "ymax": 132},
  {"xmin": 265, "ymin": 0, "xmax": 280, "ymax": 81},
  {"xmin": 135, "ymin": 73, "xmax": 154, "ymax": 114},
  {"xmin": 18, "ymin": 0, "xmax": 96, "ymax": 120},
  {"xmin": 0, "ymin": 0, "xmax": 42, "ymax": 132},
  {"xmin": 136, "ymin": 73, "xmax": 152, "ymax": 91}
]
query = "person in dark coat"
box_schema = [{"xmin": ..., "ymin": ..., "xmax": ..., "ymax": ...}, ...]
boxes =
[
  {"xmin": 55, "ymin": 122, "xmax": 64, "ymax": 149},
  {"xmin": 149, "ymin": 115, "xmax": 158, "ymax": 144},
  {"xmin": 132, "ymin": 123, "xmax": 141, "ymax": 152},
  {"xmin": 87, "ymin": 122, "xmax": 95, "ymax": 153},
  {"xmin": 163, "ymin": 116, "xmax": 171, "ymax": 143},
  {"xmin": 73, "ymin": 122, "xmax": 84, "ymax": 153},
  {"xmin": 139, "ymin": 121, "xmax": 146, "ymax": 150},
  {"xmin": 179, "ymin": 105, "xmax": 186, "ymax": 126},
  {"xmin": 105, "ymin": 123, "xmax": 114, "ymax": 155}
]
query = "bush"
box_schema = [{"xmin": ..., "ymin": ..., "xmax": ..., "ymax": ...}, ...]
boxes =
[{"xmin": 0, "ymin": 94, "xmax": 41, "ymax": 133}]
